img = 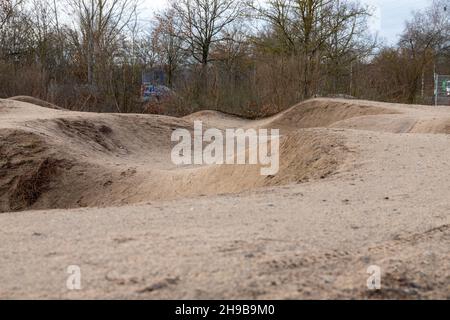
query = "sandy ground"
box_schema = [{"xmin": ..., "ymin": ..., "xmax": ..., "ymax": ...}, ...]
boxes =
[{"xmin": 0, "ymin": 97, "xmax": 449, "ymax": 299}]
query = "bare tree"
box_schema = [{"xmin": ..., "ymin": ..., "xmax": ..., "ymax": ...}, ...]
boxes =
[
  {"xmin": 0, "ymin": 0, "xmax": 32, "ymax": 63},
  {"xmin": 324, "ymin": 0, "xmax": 374, "ymax": 94},
  {"xmin": 67, "ymin": 0, "xmax": 138, "ymax": 86},
  {"xmin": 152, "ymin": 8, "xmax": 185, "ymax": 87},
  {"xmin": 249, "ymin": 0, "xmax": 371, "ymax": 98},
  {"xmin": 0, "ymin": 0, "xmax": 23, "ymax": 31},
  {"xmin": 170, "ymin": 0, "xmax": 244, "ymax": 92},
  {"xmin": 399, "ymin": 0, "xmax": 450, "ymax": 103}
]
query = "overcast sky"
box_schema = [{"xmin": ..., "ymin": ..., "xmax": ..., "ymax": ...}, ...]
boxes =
[{"xmin": 141, "ymin": 0, "xmax": 431, "ymax": 44}]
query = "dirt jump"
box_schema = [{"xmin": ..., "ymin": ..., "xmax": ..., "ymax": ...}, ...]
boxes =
[{"xmin": 0, "ymin": 97, "xmax": 449, "ymax": 299}]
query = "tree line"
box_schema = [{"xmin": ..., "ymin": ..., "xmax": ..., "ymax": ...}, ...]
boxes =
[{"xmin": 0, "ymin": 0, "xmax": 449, "ymax": 116}]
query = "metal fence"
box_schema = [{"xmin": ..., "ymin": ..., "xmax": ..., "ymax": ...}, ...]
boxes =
[{"xmin": 434, "ymin": 74, "xmax": 450, "ymax": 106}]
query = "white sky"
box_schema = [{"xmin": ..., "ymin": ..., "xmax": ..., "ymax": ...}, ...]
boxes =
[
  {"xmin": 363, "ymin": 0, "xmax": 430, "ymax": 44},
  {"xmin": 141, "ymin": 0, "xmax": 431, "ymax": 44}
]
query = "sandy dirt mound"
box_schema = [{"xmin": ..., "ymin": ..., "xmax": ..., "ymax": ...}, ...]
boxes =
[
  {"xmin": 1, "ymin": 97, "xmax": 450, "ymax": 299},
  {"xmin": 128, "ymin": 130, "xmax": 347, "ymax": 202},
  {"xmin": 8, "ymin": 96, "xmax": 66, "ymax": 110},
  {"xmin": 0, "ymin": 98, "xmax": 348, "ymax": 212},
  {"xmin": 3, "ymin": 97, "xmax": 450, "ymax": 213},
  {"xmin": 258, "ymin": 98, "xmax": 398, "ymax": 131},
  {"xmin": 0, "ymin": 99, "xmax": 195, "ymax": 212},
  {"xmin": 183, "ymin": 110, "xmax": 249, "ymax": 129},
  {"xmin": 0, "ymin": 129, "xmax": 70, "ymax": 211},
  {"xmin": 183, "ymin": 99, "xmax": 398, "ymax": 131},
  {"xmin": 314, "ymin": 99, "xmax": 450, "ymax": 134},
  {"xmin": 410, "ymin": 118, "xmax": 450, "ymax": 134}
]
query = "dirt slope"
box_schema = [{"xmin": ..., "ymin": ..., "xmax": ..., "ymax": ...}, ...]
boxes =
[
  {"xmin": 183, "ymin": 110, "xmax": 249, "ymax": 129},
  {"xmin": 8, "ymin": 96, "xmax": 66, "ymax": 110},
  {"xmin": 2, "ymin": 96, "xmax": 450, "ymax": 210},
  {"xmin": 0, "ymin": 98, "xmax": 355, "ymax": 212},
  {"xmin": 257, "ymin": 99, "xmax": 398, "ymax": 130},
  {"xmin": 0, "ymin": 97, "xmax": 449, "ymax": 299}
]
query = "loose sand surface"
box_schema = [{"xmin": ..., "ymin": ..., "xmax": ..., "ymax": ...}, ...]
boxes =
[{"xmin": 0, "ymin": 97, "xmax": 449, "ymax": 299}]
